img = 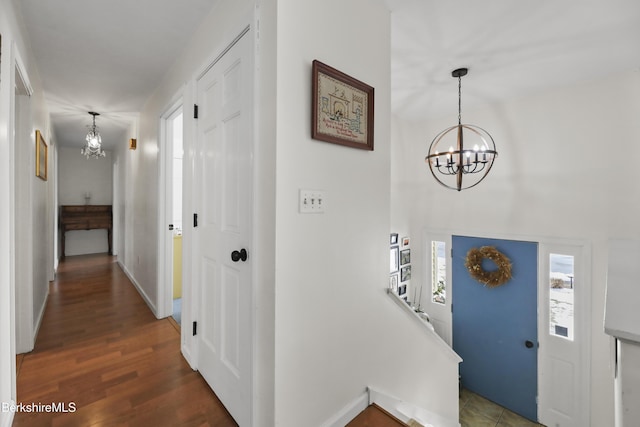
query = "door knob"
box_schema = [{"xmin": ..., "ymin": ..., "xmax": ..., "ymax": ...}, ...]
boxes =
[
  {"xmin": 525, "ymin": 340, "xmax": 535, "ymax": 348},
  {"xmin": 231, "ymin": 248, "xmax": 248, "ymax": 262}
]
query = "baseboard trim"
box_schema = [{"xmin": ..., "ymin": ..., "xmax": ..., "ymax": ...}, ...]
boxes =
[
  {"xmin": 368, "ymin": 387, "xmax": 461, "ymax": 427},
  {"xmin": 33, "ymin": 290, "xmax": 49, "ymax": 344},
  {"xmin": 181, "ymin": 343, "xmax": 196, "ymax": 370},
  {"xmin": 319, "ymin": 389, "xmax": 369, "ymax": 427},
  {"xmin": 117, "ymin": 261, "xmax": 158, "ymax": 317}
]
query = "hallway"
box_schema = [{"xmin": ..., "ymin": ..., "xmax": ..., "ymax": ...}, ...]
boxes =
[{"xmin": 13, "ymin": 254, "xmax": 237, "ymax": 427}]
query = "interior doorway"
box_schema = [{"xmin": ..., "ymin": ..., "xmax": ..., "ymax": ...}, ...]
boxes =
[
  {"xmin": 168, "ymin": 108, "xmax": 184, "ymax": 324},
  {"xmin": 159, "ymin": 101, "xmax": 184, "ymax": 325}
]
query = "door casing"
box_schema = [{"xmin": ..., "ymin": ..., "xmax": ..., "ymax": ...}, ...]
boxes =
[{"xmin": 158, "ymin": 96, "xmax": 185, "ymax": 321}]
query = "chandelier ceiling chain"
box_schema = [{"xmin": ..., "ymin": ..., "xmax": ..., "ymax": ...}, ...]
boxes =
[
  {"xmin": 425, "ymin": 68, "xmax": 497, "ymax": 191},
  {"xmin": 81, "ymin": 111, "xmax": 106, "ymax": 159},
  {"xmin": 457, "ymin": 71, "xmax": 462, "ymax": 126}
]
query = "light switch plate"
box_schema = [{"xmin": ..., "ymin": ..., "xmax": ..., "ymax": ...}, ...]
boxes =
[{"xmin": 299, "ymin": 189, "xmax": 325, "ymax": 214}]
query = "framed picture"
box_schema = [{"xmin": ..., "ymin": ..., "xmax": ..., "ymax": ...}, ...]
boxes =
[
  {"xmin": 389, "ymin": 274, "xmax": 399, "ymax": 292},
  {"xmin": 390, "ymin": 233, "xmax": 398, "ymax": 245},
  {"xmin": 35, "ymin": 130, "xmax": 47, "ymax": 181},
  {"xmin": 398, "ymin": 283, "xmax": 407, "ymax": 297},
  {"xmin": 400, "ymin": 249, "xmax": 411, "ymax": 266},
  {"xmin": 401, "ymin": 265, "xmax": 412, "ymax": 282},
  {"xmin": 390, "ymin": 246, "xmax": 399, "ymax": 274},
  {"xmin": 312, "ymin": 60, "xmax": 374, "ymax": 151},
  {"xmin": 401, "ymin": 236, "xmax": 410, "ymax": 248}
]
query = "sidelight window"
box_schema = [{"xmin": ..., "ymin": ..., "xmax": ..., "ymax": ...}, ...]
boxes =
[
  {"xmin": 549, "ymin": 253, "xmax": 575, "ymax": 340},
  {"xmin": 432, "ymin": 241, "xmax": 447, "ymax": 305}
]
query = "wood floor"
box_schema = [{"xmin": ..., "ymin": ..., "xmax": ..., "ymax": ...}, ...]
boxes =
[
  {"xmin": 346, "ymin": 404, "xmax": 406, "ymax": 427},
  {"xmin": 14, "ymin": 254, "xmax": 237, "ymax": 427}
]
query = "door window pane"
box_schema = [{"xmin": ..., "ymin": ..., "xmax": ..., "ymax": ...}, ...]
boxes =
[
  {"xmin": 432, "ymin": 241, "xmax": 446, "ymax": 304},
  {"xmin": 549, "ymin": 253, "xmax": 574, "ymax": 340}
]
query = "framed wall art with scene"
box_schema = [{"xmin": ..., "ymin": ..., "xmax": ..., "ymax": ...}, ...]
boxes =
[{"xmin": 312, "ymin": 60, "xmax": 374, "ymax": 151}]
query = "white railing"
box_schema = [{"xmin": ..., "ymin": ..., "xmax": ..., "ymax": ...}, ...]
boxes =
[{"xmin": 386, "ymin": 289, "xmax": 461, "ymax": 363}]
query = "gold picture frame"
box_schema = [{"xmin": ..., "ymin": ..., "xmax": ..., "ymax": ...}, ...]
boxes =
[
  {"xmin": 35, "ymin": 130, "xmax": 47, "ymax": 181},
  {"xmin": 312, "ymin": 60, "xmax": 374, "ymax": 150}
]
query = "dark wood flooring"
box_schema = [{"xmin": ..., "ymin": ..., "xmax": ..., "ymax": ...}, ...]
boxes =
[
  {"xmin": 13, "ymin": 254, "xmax": 237, "ymax": 427},
  {"xmin": 346, "ymin": 404, "xmax": 406, "ymax": 427}
]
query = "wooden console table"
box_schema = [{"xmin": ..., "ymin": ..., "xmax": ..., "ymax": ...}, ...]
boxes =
[{"xmin": 59, "ymin": 205, "xmax": 112, "ymax": 257}]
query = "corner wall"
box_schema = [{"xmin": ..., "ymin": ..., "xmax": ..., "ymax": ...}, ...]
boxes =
[
  {"xmin": 391, "ymin": 70, "xmax": 640, "ymax": 426},
  {"xmin": 274, "ymin": 0, "xmax": 459, "ymax": 425},
  {"xmin": 0, "ymin": 0, "xmax": 55, "ymax": 423}
]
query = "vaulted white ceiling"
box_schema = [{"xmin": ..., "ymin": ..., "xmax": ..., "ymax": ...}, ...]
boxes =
[
  {"xmin": 16, "ymin": 0, "xmax": 219, "ymax": 150},
  {"xmin": 385, "ymin": 0, "xmax": 640, "ymax": 121},
  {"xmin": 15, "ymin": 0, "xmax": 640, "ymax": 149}
]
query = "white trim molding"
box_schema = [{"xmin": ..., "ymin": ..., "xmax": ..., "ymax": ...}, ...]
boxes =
[{"xmin": 319, "ymin": 389, "xmax": 369, "ymax": 427}]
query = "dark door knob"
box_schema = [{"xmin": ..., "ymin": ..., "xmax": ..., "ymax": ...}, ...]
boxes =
[
  {"xmin": 231, "ymin": 248, "xmax": 248, "ymax": 262},
  {"xmin": 525, "ymin": 340, "xmax": 535, "ymax": 348}
]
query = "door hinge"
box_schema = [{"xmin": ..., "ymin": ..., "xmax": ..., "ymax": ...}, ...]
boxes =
[
  {"xmin": 192, "ymin": 321, "xmax": 197, "ymax": 336},
  {"xmin": 193, "ymin": 213, "xmax": 198, "ymax": 227},
  {"xmin": 193, "ymin": 104, "xmax": 199, "ymax": 119},
  {"xmin": 169, "ymin": 224, "xmax": 174, "ymax": 230}
]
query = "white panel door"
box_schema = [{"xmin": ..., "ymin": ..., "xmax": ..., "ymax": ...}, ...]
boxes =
[
  {"xmin": 538, "ymin": 243, "xmax": 590, "ymax": 427},
  {"xmin": 195, "ymin": 29, "xmax": 253, "ymax": 426}
]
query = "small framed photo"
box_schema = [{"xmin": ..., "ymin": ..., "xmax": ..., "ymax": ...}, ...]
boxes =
[
  {"xmin": 400, "ymin": 249, "xmax": 411, "ymax": 266},
  {"xmin": 390, "ymin": 246, "xmax": 399, "ymax": 273},
  {"xmin": 312, "ymin": 60, "xmax": 374, "ymax": 151},
  {"xmin": 389, "ymin": 274, "xmax": 399, "ymax": 292},
  {"xmin": 401, "ymin": 265, "xmax": 412, "ymax": 282},
  {"xmin": 401, "ymin": 236, "xmax": 410, "ymax": 248},
  {"xmin": 390, "ymin": 233, "xmax": 398, "ymax": 245},
  {"xmin": 398, "ymin": 283, "xmax": 407, "ymax": 296}
]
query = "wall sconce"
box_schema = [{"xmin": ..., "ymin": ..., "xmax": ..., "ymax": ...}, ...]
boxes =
[{"xmin": 129, "ymin": 138, "xmax": 137, "ymax": 150}]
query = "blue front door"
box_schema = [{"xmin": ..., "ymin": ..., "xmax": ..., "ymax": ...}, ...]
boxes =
[{"xmin": 452, "ymin": 236, "xmax": 538, "ymax": 422}]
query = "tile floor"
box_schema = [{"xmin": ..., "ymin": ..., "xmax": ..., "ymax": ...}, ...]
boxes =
[{"xmin": 459, "ymin": 389, "xmax": 546, "ymax": 427}]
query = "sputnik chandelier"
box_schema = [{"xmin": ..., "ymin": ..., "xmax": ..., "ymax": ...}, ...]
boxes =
[
  {"xmin": 81, "ymin": 111, "xmax": 106, "ymax": 159},
  {"xmin": 425, "ymin": 68, "xmax": 497, "ymax": 191}
]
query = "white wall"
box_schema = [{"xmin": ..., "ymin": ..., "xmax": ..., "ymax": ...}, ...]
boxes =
[
  {"xmin": 274, "ymin": 0, "xmax": 459, "ymax": 425},
  {"xmin": 58, "ymin": 146, "xmax": 113, "ymax": 256},
  {"xmin": 391, "ymin": 70, "xmax": 640, "ymax": 426},
  {"xmin": 124, "ymin": 0, "xmax": 459, "ymax": 424},
  {"xmin": 0, "ymin": 0, "xmax": 54, "ymax": 423},
  {"xmin": 29, "ymin": 89, "xmax": 54, "ymax": 348}
]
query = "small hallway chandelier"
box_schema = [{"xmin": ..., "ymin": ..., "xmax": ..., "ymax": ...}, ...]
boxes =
[
  {"xmin": 425, "ymin": 68, "xmax": 497, "ymax": 191},
  {"xmin": 81, "ymin": 111, "xmax": 106, "ymax": 159}
]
